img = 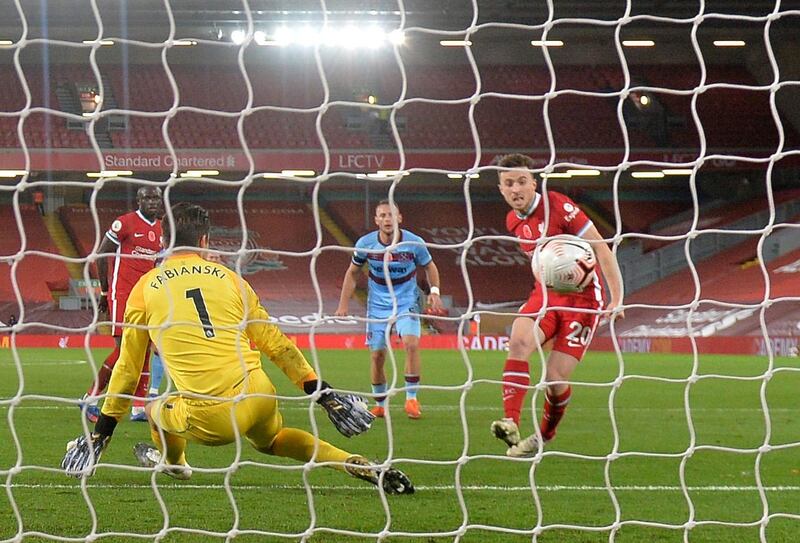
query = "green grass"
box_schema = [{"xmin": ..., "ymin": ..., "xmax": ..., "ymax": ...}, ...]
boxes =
[{"xmin": 1, "ymin": 347, "xmax": 799, "ymax": 542}]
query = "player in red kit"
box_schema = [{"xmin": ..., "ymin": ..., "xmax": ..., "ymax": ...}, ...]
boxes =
[
  {"xmin": 490, "ymin": 154, "xmax": 624, "ymax": 457},
  {"xmin": 80, "ymin": 186, "xmax": 163, "ymax": 422}
]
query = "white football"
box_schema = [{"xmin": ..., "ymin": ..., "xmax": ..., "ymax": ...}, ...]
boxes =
[{"xmin": 532, "ymin": 236, "xmax": 597, "ymax": 293}]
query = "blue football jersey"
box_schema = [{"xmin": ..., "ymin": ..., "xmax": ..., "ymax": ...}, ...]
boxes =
[{"xmin": 352, "ymin": 229, "xmax": 432, "ymax": 307}]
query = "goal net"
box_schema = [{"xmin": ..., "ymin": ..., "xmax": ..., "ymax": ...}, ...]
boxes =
[{"xmin": 1, "ymin": 0, "xmax": 799, "ymax": 541}]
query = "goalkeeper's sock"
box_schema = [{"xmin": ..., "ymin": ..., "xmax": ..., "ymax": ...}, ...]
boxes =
[
  {"xmin": 540, "ymin": 386, "xmax": 572, "ymax": 442},
  {"xmin": 404, "ymin": 374, "xmax": 420, "ymax": 400},
  {"xmin": 371, "ymin": 383, "xmax": 387, "ymax": 407},
  {"xmin": 86, "ymin": 345, "xmax": 120, "ymax": 396},
  {"xmin": 502, "ymin": 358, "xmax": 530, "ymax": 425},
  {"xmin": 150, "ymin": 424, "xmax": 187, "ymax": 466},
  {"xmin": 268, "ymin": 427, "xmax": 350, "ymax": 468},
  {"xmin": 148, "ymin": 352, "xmax": 164, "ymax": 396}
]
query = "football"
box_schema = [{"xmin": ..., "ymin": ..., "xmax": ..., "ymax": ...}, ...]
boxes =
[{"xmin": 532, "ymin": 236, "xmax": 597, "ymax": 293}]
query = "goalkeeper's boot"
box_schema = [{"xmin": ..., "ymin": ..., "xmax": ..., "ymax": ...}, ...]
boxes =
[
  {"xmin": 133, "ymin": 442, "xmax": 193, "ymax": 480},
  {"xmin": 490, "ymin": 418, "xmax": 521, "ymax": 448},
  {"xmin": 404, "ymin": 398, "xmax": 421, "ymax": 419},
  {"xmin": 344, "ymin": 455, "xmax": 414, "ymax": 495},
  {"xmin": 506, "ymin": 433, "xmax": 547, "ymax": 458},
  {"xmin": 369, "ymin": 405, "xmax": 385, "ymax": 418}
]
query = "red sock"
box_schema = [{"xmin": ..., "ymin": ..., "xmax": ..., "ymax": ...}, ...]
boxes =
[
  {"xmin": 132, "ymin": 351, "xmax": 151, "ymax": 408},
  {"xmin": 87, "ymin": 344, "xmax": 120, "ymax": 396},
  {"xmin": 502, "ymin": 359, "xmax": 530, "ymax": 425},
  {"xmin": 540, "ymin": 386, "xmax": 572, "ymax": 442}
]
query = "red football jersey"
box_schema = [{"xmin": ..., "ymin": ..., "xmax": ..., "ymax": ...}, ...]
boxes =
[
  {"xmin": 106, "ymin": 210, "xmax": 161, "ymax": 300},
  {"xmin": 506, "ymin": 190, "xmax": 602, "ymax": 304}
]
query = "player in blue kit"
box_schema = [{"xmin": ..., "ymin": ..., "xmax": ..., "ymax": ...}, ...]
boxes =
[{"xmin": 335, "ymin": 200, "xmax": 444, "ymax": 419}]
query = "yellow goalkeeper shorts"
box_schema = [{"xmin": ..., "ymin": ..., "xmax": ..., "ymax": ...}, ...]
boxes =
[{"xmin": 151, "ymin": 368, "xmax": 283, "ymax": 449}]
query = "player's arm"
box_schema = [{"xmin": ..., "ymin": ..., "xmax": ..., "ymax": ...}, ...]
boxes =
[
  {"xmin": 582, "ymin": 224, "xmax": 624, "ymax": 318},
  {"xmin": 95, "ymin": 235, "xmax": 117, "ymax": 313},
  {"xmin": 334, "ymin": 262, "xmax": 362, "ymax": 316},
  {"xmin": 61, "ymin": 281, "xmax": 149, "ymax": 477},
  {"xmin": 242, "ymin": 280, "xmax": 374, "ymax": 437},
  {"xmin": 421, "ymin": 260, "xmax": 444, "ymax": 312}
]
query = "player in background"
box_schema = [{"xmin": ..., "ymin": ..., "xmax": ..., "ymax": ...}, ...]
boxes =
[
  {"xmin": 490, "ymin": 154, "xmax": 624, "ymax": 457},
  {"xmin": 80, "ymin": 186, "xmax": 164, "ymax": 422},
  {"xmin": 61, "ymin": 203, "xmax": 413, "ymax": 495},
  {"xmin": 335, "ymin": 200, "xmax": 444, "ymax": 420}
]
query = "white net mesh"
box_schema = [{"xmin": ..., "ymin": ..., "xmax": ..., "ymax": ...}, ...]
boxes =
[{"xmin": 1, "ymin": 0, "xmax": 800, "ymax": 541}]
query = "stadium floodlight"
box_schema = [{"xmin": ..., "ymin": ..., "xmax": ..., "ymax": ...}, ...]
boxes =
[
  {"xmin": 86, "ymin": 170, "xmax": 133, "ymax": 178},
  {"xmin": 662, "ymin": 169, "xmax": 694, "ymax": 175},
  {"xmin": 541, "ymin": 172, "xmax": 572, "ymax": 178},
  {"xmin": 363, "ymin": 26, "xmax": 386, "ymax": 49},
  {"xmin": 631, "ymin": 171, "xmax": 665, "ymax": 179},
  {"xmin": 272, "ymin": 27, "xmax": 293, "ymax": 46},
  {"xmin": 388, "ymin": 29, "xmax": 405, "ymax": 46},
  {"xmin": 622, "ymin": 40, "xmax": 655, "ymax": 47},
  {"xmin": 296, "ymin": 26, "xmax": 320, "ymax": 46},
  {"xmin": 531, "ymin": 40, "xmax": 564, "ymax": 47},
  {"xmin": 440, "ymin": 40, "xmax": 472, "ymax": 47},
  {"xmin": 230, "ymin": 29, "xmax": 247, "ymax": 45},
  {"xmin": 714, "ymin": 40, "xmax": 746, "ymax": 47},
  {"xmin": 447, "ymin": 173, "xmax": 479, "ymax": 179},
  {"xmin": 180, "ymin": 170, "xmax": 219, "ymax": 177},
  {"xmin": 368, "ymin": 170, "xmax": 409, "ymax": 178},
  {"xmin": 264, "ymin": 26, "xmax": 401, "ymax": 48},
  {"xmin": 0, "ymin": 170, "xmax": 28, "ymax": 177},
  {"xmin": 566, "ymin": 169, "xmax": 601, "ymax": 176},
  {"xmin": 281, "ymin": 169, "xmax": 315, "ymax": 176},
  {"xmin": 82, "ymin": 39, "xmax": 114, "ymax": 46}
]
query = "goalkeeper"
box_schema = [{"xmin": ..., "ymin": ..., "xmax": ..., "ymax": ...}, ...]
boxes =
[{"xmin": 61, "ymin": 202, "xmax": 413, "ymax": 495}]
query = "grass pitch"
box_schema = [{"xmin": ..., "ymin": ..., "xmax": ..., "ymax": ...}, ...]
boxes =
[{"xmin": 1, "ymin": 347, "xmax": 799, "ymax": 542}]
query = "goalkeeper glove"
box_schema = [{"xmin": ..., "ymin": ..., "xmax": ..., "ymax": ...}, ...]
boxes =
[
  {"xmin": 61, "ymin": 413, "xmax": 117, "ymax": 478},
  {"xmin": 304, "ymin": 380, "xmax": 375, "ymax": 438}
]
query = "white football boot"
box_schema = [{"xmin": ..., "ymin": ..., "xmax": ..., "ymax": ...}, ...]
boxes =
[
  {"xmin": 344, "ymin": 455, "xmax": 414, "ymax": 495},
  {"xmin": 506, "ymin": 433, "xmax": 547, "ymax": 458},
  {"xmin": 133, "ymin": 442, "xmax": 193, "ymax": 480},
  {"xmin": 490, "ymin": 418, "xmax": 521, "ymax": 448}
]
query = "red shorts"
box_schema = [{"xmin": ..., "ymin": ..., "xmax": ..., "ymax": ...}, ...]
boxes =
[
  {"xmin": 108, "ymin": 292, "xmax": 129, "ymax": 337},
  {"xmin": 519, "ymin": 289, "xmax": 603, "ymax": 361}
]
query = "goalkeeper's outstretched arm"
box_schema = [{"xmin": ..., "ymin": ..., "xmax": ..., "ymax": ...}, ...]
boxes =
[
  {"xmin": 242, "ymin": 279, "xmax": 375, "ymax": 437},
  {"xmin": 61, "ymin": 287, "xmax": 151, "ymax": 477}
]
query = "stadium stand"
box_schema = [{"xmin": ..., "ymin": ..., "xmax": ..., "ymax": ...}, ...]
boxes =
[
  {"xmin": 626, "ymin": 223, "xmax": 800, "ymax": 306},
  {"xmin": 1, "ymin": 64, "xmax": 794, "ymax": 152},
  {"xmin": 0, "ymin": 204, "xmax": 70, "ymax": 303},
  {"xmin": 652, "ymin": 188, "xmax": 800, "ymax": 238}
]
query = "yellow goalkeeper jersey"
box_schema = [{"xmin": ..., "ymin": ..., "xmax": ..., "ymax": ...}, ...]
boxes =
[{"xmin": 102, "ymin": 252, "xmax": 317, "ymax": 419}]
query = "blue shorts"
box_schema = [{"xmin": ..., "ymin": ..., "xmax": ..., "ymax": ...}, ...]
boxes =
[{"xmin": 366, "ymin": 299, "xmax": 421, "ymax": 351}]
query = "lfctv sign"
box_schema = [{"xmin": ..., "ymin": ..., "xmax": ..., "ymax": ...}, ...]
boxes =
[{"xmin": 336, "ymin": 153, "xmax": 389, "ymax": 170}]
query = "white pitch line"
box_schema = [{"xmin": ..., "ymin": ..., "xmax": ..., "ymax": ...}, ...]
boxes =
[
  {"xmin": 4, "ymin": 483, "xmax": 800, "ymax": 492},
  {"xmin": 0, "ymin": 360, "xmax": 88, "ymax": 366},
  {"xmin": 0, "ymin": 405, "xmax": 795, "ymax": 413}
]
